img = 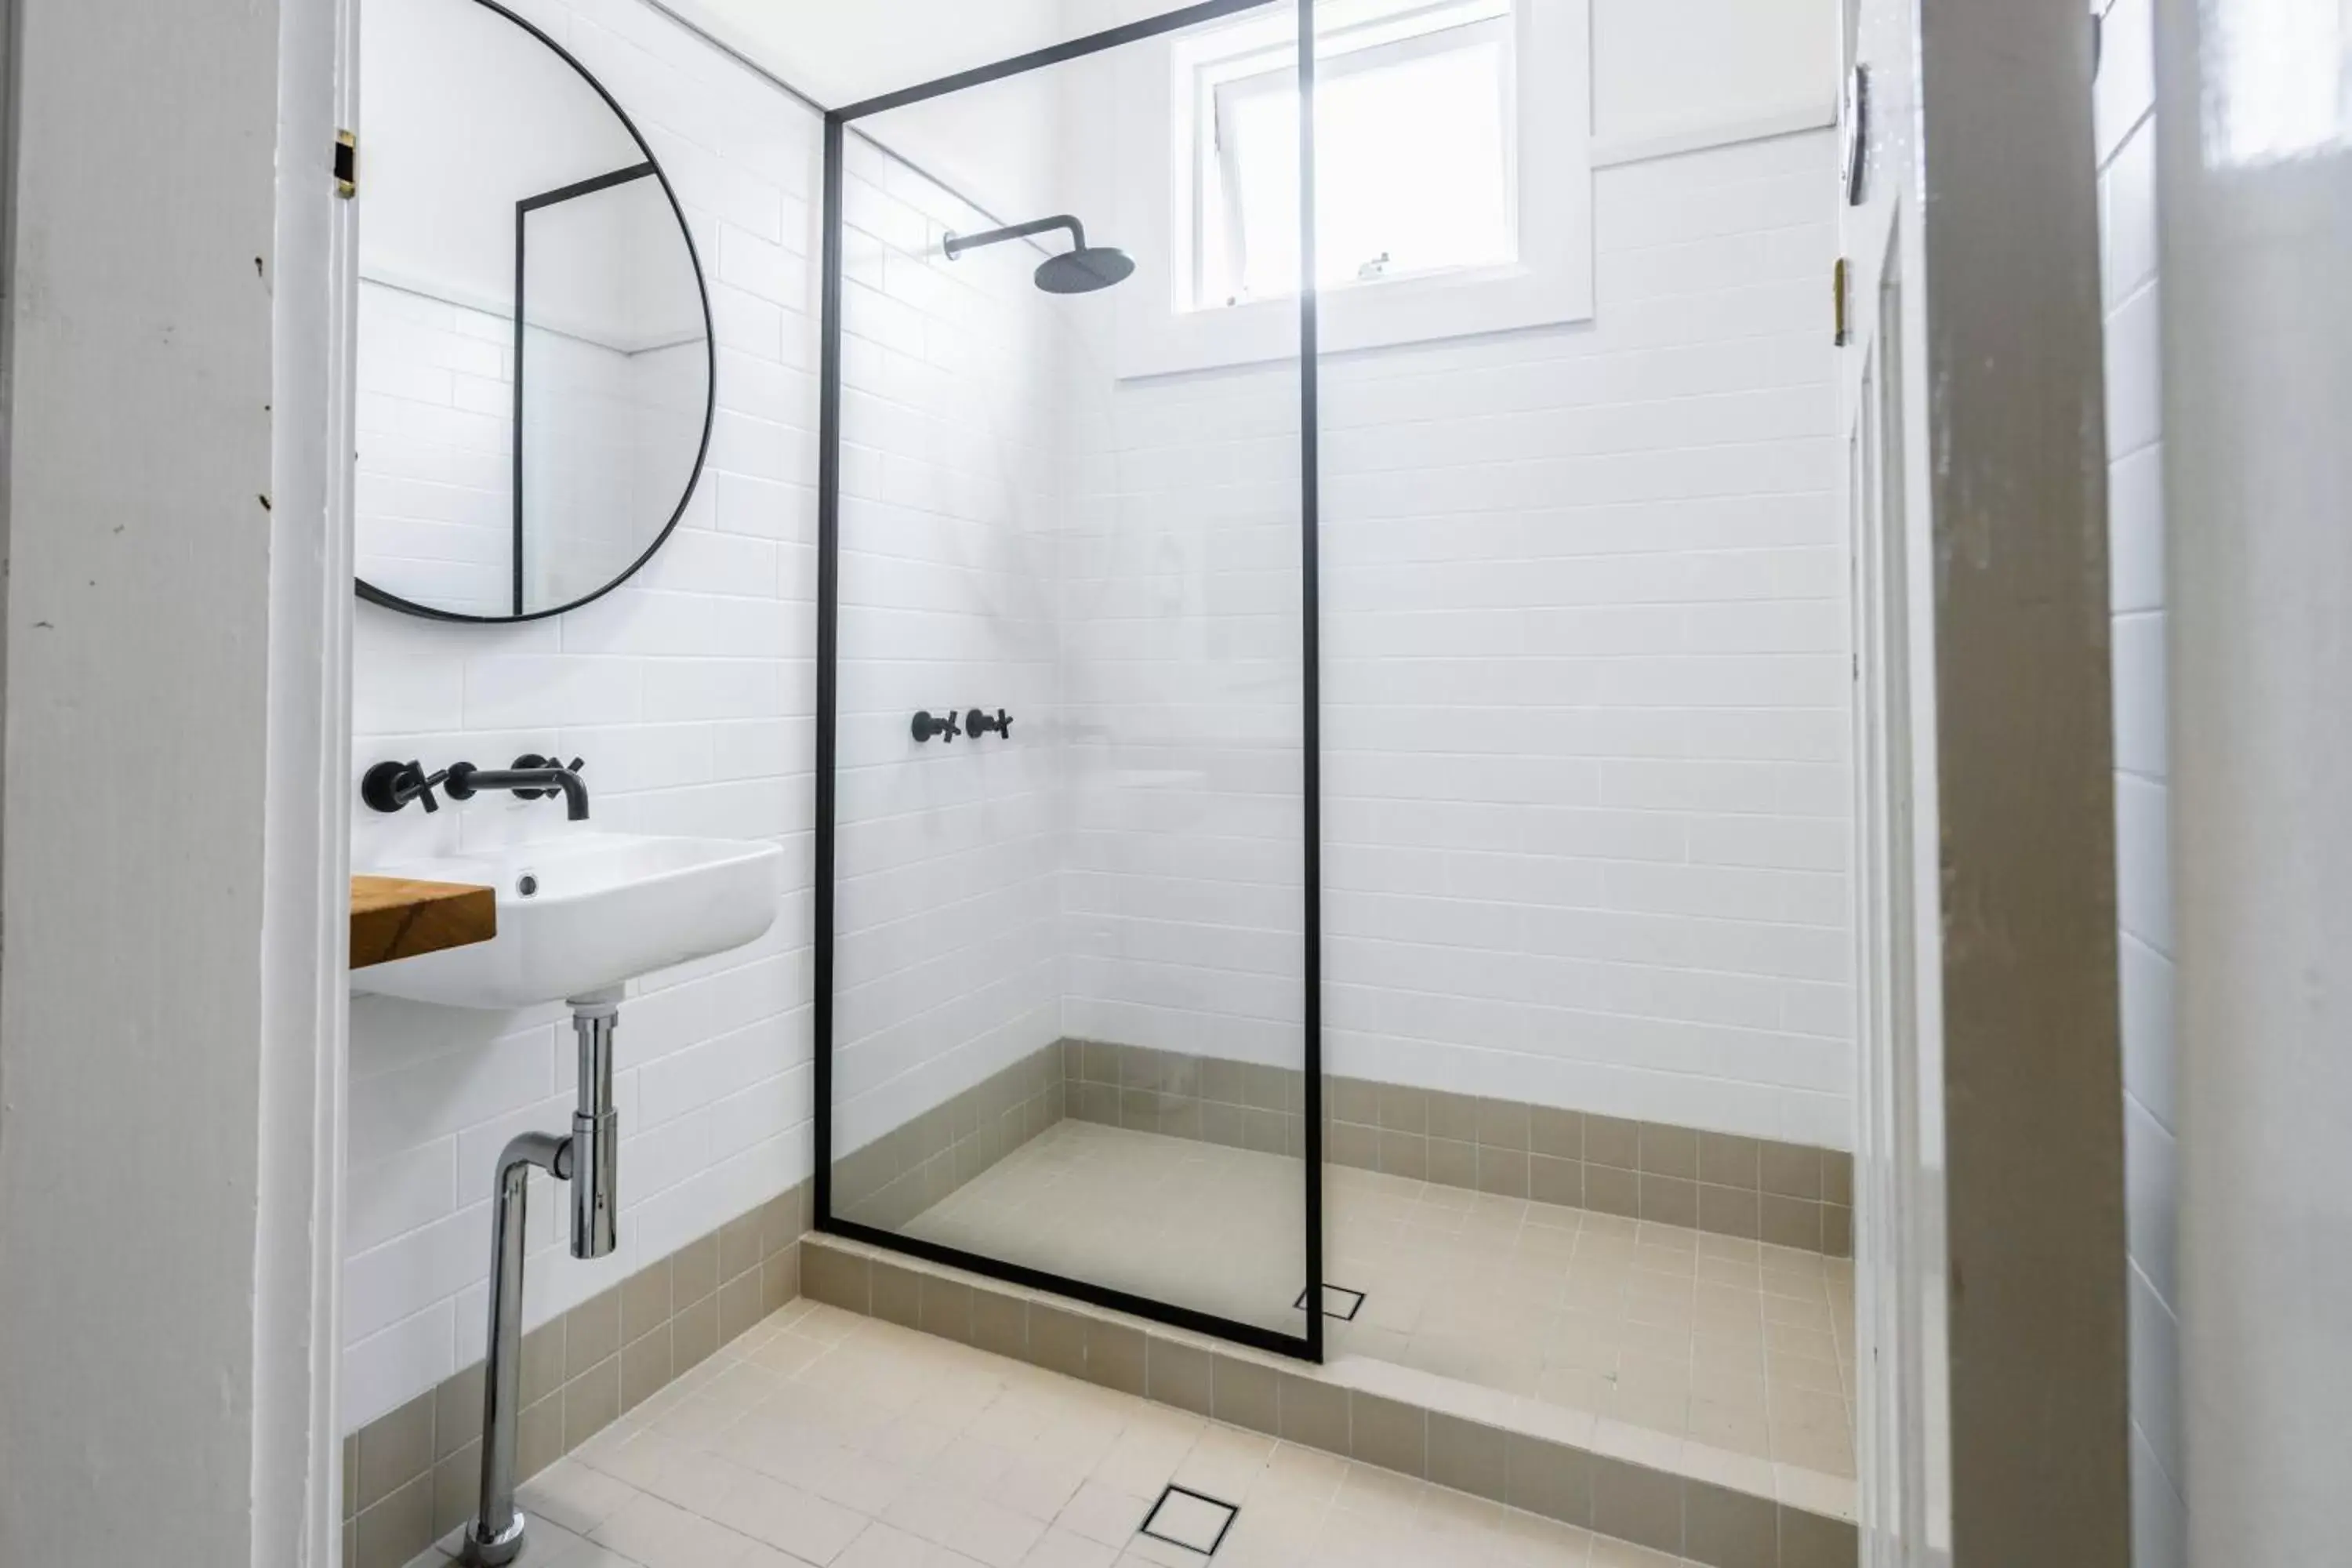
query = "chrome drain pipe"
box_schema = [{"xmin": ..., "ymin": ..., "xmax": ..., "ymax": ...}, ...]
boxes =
[
  {"xmin": 463, "ymin": 996, "xmax": 621, "ymax": 1566},
  {"xmin": 569, "ymin": 998, "xmax": 619, "ymax": 1259}
]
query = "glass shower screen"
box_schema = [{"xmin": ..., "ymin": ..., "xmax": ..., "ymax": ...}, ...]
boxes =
[{"xmin": 815, "ymin": 0, "xmax": 1319, "ymax": 1356}]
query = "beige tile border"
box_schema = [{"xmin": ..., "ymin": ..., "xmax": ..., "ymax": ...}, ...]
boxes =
[
  {"xmin": 1064, "ymin": 1038, "xmax": 1307, "ymax": 1157},
  {"xmin": 1061, "ymin": 1040, "xmax": 1853, "ymax": 1258},
  {"xmin": 802, "ymin": 1232, "xmax": 1858, "ymax": 1568},
  {"xmin": 1328, "ymin": 1088, "xmax": 1855, "ymax": 1259},
  {"xmin": 340, "ymin": 1180, "xmax": 811, "ymax": 1568}
]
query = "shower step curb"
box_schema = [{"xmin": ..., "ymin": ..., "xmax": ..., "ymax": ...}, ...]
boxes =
[{"xmin": 801, "ymin": 1232, "xmax": 1857, "ymax": 1568}]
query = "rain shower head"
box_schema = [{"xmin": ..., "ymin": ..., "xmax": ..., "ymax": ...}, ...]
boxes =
[
  {"xmin": 942, "ymin": 213, "xmax": 1133, "ymax": 296},
  {"xmin": 1033, "ymin": 245, "xmax": 1135, "ymax": 294}
]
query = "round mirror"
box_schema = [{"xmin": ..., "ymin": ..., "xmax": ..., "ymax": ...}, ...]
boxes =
[{"xmin": 354, "ymin": 0, "xmax": 713, "ymax": 622}]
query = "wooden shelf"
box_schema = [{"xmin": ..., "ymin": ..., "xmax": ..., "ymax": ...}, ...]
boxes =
[{"xmin": 350, "ymin": 876, "xmax": 496, "ymax": 970}]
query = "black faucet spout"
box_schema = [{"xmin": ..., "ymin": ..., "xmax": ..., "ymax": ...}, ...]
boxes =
[
  {"xmin": 486, "ymin": 768, "xmax": 587, "ymax": 821},
  {"xmin": 445, "ymin": 755, "xmax": 591, "ymax": 820}
]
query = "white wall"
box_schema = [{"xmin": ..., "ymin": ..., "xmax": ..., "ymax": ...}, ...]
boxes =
[
  {"xmin": 2095, "ymin": 1, "xmax": 2185, "ymax": 1563},
  {"xmin": 1051, "ymin": 133, "xmax": 1851, "ymax": 1149},
  {"xmin": 1055, "ymin": 341, "xmax": 1311, "ymax": 1069},
  {"xmin": 1318, "ymin": 132, "xmax": 1846, "ymax": 1148},
  {"xmin": 2158, "ymin": 0, "xmax": 2352, "ymax": 1555},
  {"xmin": 342, "ymin": 0, "xmax": 822, "ymax": 1430},
  {"xmin": 1592, "ymin": 0, "xmax": 1836, "ymax": 153},
  {"xmin": 1049, "ymin": 118, "xmax": 1846, "ymax": 1147},
  {"xmin": 837, "ymin": 4, "xmax": 1853, "ymax": 1153},
  {"xmin": 1042, "ymin": 0, "xmax": 1849, "ymax": 1147}
]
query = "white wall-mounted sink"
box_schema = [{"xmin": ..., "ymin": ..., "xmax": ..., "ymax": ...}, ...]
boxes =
[{"xmin": 350, "ymin": 833, "xmax": 784, "ymax": 1010}]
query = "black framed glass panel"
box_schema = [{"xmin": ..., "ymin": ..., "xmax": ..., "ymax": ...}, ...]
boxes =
[{"xmin": 815, "ymin": 0, "xmax": 1323, "ymax": 1360}]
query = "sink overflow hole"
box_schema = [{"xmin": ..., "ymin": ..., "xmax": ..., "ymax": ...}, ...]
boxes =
[{"xmin": 516, "ymin": 873, "xmax": 539, "ymax": 898}]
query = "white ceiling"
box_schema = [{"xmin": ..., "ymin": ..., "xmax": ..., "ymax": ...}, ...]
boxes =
[
  {"xmin": 658, "ymin": 0, "xmax": 1145, "ymax": 234},
  {"xmin": 658, "ymin": 0, "xmax": 1076, "ymax": 108}
]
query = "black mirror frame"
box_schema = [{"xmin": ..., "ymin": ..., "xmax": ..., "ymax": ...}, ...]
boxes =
[{"xmin": 354, "ymin": 0, "xmax": 717, "ymax": 626}]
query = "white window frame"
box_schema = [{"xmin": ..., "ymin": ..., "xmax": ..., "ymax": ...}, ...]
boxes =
[
  {"xmin": 1198, "ymin": 4, "xmax": 1519, "ymax": 305},
  {"xmin": 1113, "ymin": 0, "xmax": 1591, "ymax": 378}
]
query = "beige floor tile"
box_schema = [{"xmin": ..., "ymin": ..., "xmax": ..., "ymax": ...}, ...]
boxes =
[
  {"xmin": 1171, "ymin": 1425, "xmax": 1276, "ymax": 1501},
  {"xmin": 1018, "ymin": 1526, "xmax": 1122, "ymax": 1568},
  {"xmin": 1089, "ymin": 1418, "xmax": 1204, "ymax": 1500},
  {"xmin": 517, "ymin": 1458, "xmax": 642, "ymax": 1537},
  {"xmin": 1765, "ymin": 1322, "xmax": 1841, "ymax": 1362},
  {"xmin": 710, "ymin": 1470, "xmax": 868, "ymax": 1563},
  {"xmin": 543, "ymin": 1544, "xmax": 645, "ymax": 1568},
  {"xmin": 1767, "ymin": 1351, "xmax": 1847, "ymax": 1396},
  {"xmin": 1056, "ymin": 1480, "xmax": 1152, "ymax": 1546},
  {"xmin": 835, "ymin": 1521, "xmax": 989, "ymax": 1566},
  {"xmin": 994, "ymin": 1450, "xmax": 1095, "ymax": 1522},
  {"xmin": 587, "ymin": 1491, "xmax": 761, "ymax": 1568},
  {"xmin": 885, "ymin": 1484, "xmax": 1049, "ymax": 1568}
]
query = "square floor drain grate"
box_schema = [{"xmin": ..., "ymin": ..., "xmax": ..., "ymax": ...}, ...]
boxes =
[
  {"xmin": 1293, "ymin": 1283, "xmax": 1366, "ymax": 1321},
  {"xmin": 1140, "ymin": 1484, "xmax": 1238, "ymax": 1555}
]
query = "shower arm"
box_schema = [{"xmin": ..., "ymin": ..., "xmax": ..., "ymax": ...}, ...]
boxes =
[{"xmin": 942, "ymin": 214, "xmax": 1084, "ymax": 260}]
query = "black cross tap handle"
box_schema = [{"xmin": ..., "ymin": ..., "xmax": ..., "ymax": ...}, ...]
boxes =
[
  {"xmin": 912, "ymin": 710, "xmax": 962, "ymax": 743},
  {"xmin": 361, "ymin": 759, "xmax": 452, "ymax": 814},
  {"xmin": 411, "ymin": 761, "xmax": 445, "ymax": 813},
  {"xmin": 967, "ymin": 708, "xmax": 1014, "ymax": 739}
]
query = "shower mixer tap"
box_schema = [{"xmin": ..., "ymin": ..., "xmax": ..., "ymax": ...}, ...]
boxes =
[
  {"xmin": 911, "ymin": 710, "xmax": 962, "ymax": 744},
  {"xmin": 967, "ymin": 708, "xmax": 1014, "ymax": 739}
]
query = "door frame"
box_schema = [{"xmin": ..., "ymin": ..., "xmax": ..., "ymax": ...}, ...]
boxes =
[
  {"xmin": 266, "ymin": 0, "xmax": 362, "ymax": 1555},
  {"xmin": 1845, "ymin": 0, "xmax": 2132, "ymax": 1560}
]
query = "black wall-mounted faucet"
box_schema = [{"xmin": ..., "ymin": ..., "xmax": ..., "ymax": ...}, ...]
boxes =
[
  {"xmin": 361, "ymin": 760, "xmax": 451, "ymax": 814},
  {"xmin": 911, "ymin": 711, "xmax": 962, "ymax": 744},
  {"xmin": 445, "ymin": 753, "xmax": 591, "ymax": 821},
  {"xmin": 966, "ymin": 708, "xmax": 1014, "ymax": 739}
]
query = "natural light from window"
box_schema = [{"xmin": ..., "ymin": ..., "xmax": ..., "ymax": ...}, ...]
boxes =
[{"xmin": 1193, "ymin": 0, "xmax": 1515, "ymax": 310}]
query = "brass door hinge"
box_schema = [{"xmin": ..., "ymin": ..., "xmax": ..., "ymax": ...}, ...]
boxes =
[
  {"xmin": 1833, "ymin": 256, "xmax": 1851, "ymax": 347},
  {"xmin": 334, "ymin": 130, "xmax": 358, "ymax": 198}
]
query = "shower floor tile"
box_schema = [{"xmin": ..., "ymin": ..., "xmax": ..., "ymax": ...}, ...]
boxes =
[
  {"xmin": 408, "ymin": 1301, "xmax": 1717, "ymax": 1568},
  {"xmin": 894, "ymin": 1120, "xmax": 1858, "ymax": 1477},
  {"xmin": 898, "ymin": 1118, "xmax": 1310, "ymax": 1335}
]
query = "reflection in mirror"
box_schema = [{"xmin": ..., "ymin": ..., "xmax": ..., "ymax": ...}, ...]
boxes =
[{"xmin": 354, "ymin": 0, "xmax": 712, "ymax": 622}]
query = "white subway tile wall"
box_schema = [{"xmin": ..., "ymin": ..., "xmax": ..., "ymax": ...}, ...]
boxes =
[
  {"xmin": 345, "ymin": 0, "xmax": 823, "ymax": 1429},
  {"xmin": 1053, "ymin": 157, "xmax": 1309, "ymax": 1071},
  {"xmin": 829, "ymin": 130, "xmax": 1069, "ymax": 1162},
  {"xmin": 344, "ymin": 0, "xmax": 1853, "ymax": 1433},
  {"xmin": 1316, "ymin": 131, "xmax": 1849, "ymax": 1147},
  {"xmin": 2094, "ymin": 1, "xmax": 2185, "ymax": 1564}
]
